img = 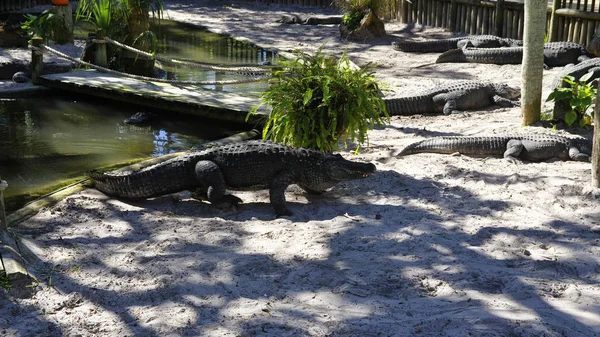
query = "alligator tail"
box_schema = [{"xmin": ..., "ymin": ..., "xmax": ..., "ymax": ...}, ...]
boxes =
[
  {"xmin": 88, "ymin": 156, "xmax": 198, "ymax": 199},
  {"xmin": 436, "ymin": 49, "xmax": 468, "ymax": 63},
  {"xmin": 384, "ymin": 96, "xmax": 433, "ymax": 116},
  {"xmin": 398, "ymin": 136, "xmax": 509, "ymax": 156},
  {"xmin": 437, "ymin": 48, "xmax": 524, "ymax": 64},
  {"xmin": 392, "ymin": 37, "xmax": 463, "ymax": 53}
]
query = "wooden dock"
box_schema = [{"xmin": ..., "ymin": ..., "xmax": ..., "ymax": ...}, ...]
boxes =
[{"xmin": 38, "ymin": 70, "xmax": 267, "ymax": 124}]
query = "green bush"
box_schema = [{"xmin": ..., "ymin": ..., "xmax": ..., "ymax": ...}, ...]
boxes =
[
  {"xmin": 342, "ymin": 11, "xmax": 364, "ymax": 31},
  {"xmin": 247, "ymin": 47, "xmax": 389, "ymax": 153},
  {"xmin": 546, "ymin": 72, "xmax": 596, "ymax": 127},
  {"xmin": 21, "ymin": 9, "xmax": 60, "ymax": 43},
  {"xmin": 335, "ymin": 0, "xmax": 392, "ymax": 18}
]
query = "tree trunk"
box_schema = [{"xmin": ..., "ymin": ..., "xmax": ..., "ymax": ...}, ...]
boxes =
[
  {"xmin": 593, "ymin": 85, "xmax": 599, "ymax": 187},
  {"xmin": 124, "ymin": 0, "xmax": 153, "ymax": 76},
  {"xmin": 127, "ymin": 0, "xmax": 150, "ymax": 51},
  {"xmin": 521, "ymin": 0, "xmax": 546, "ymax": 125}
]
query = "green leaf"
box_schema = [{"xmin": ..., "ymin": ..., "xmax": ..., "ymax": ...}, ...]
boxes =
[
  {"xmin": 564, "ymin": 110, "xmax": 578, "ymax": 126},
  {"xmin": 580, "ymin": 71, "xmax": 595, "ymax": 83}
]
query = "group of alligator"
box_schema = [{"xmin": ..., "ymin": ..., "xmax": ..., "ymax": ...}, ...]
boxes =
[
  {"xmin": 90, "ymin": 135, "xmax": 592, "ymax": 216},
  {"xmin": 89, "ymin": 34, "xmax": 595, "ymax": 216},
  {"xmin": 385, "ymin": 34, "xmax": 600, "ymax": 117}
]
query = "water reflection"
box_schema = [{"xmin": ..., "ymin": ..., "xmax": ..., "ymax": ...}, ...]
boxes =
[
  {"xmin": 0, "ymin": 94, "xmax": 245, "ymax": 211},
  {"xmin": 152, "ymin": 20, "xmax": 278, "ymax": 93}
]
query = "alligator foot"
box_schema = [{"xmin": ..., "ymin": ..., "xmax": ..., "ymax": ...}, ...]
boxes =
[{"xmin": 275, "ymin": 206, "xmax": 293, "ymax": 217}]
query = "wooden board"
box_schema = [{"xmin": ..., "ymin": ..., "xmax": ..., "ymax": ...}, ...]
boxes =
[{"xmin": 39, "ymin": 70, "xmax": 267, "ymax": 124}]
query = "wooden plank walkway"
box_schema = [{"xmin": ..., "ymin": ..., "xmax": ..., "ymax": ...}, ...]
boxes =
[{"xmin": 38, "ymin": 70, "xmax": 266, "ymax": 124}]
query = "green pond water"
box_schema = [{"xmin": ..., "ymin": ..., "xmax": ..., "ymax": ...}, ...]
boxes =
[
  {"xmin": 152, "ymin": 20, "xmax": 278, "ymax": 93},
  {"xmin": 1, "ymin": 20, "xmax": 274, "ymax": 213},
  {"xmin": 0, "ymin": 94, "xmax": 246, "ymax": 213}
]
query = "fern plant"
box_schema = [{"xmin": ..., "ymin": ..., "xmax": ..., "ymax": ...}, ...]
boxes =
[
  {"xmin": 248, "ymin": 47, "xmax": 389, "ymax": 153},
  {"xmin": 546, "ymin": 72, "xmax": 596, "ymax": 127}
]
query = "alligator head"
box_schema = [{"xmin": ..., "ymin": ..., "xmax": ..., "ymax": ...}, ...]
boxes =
[
  {"xmin": 299, "ymin": 154, "xmax": 376, "ymax": 193},
  {"xmin": 494, "ymin": 83, "xmax": 521, "ymax": 100},
  {"xmin": 326, "ymin": 154, "xmax": 376, "ymax": 181}
]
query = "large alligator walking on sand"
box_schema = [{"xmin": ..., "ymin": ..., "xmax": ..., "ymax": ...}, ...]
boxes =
[
  {"xmin": 89, "ymin": 140, "xmax": 376, "ymax": 216},
  {"xmin": 392, "ymin": 35, "xmax": 522, "ymax": 53},
  {"xmin": 397, "ymin": 134, "xmax": 592, "ymax": 162},
  {"xmin": 436, "ymin": 42, "xmax": 591, "ymax": 67},
  {"xmin": 384, "ymin": 81, "xmax": 521, "ymax": 116}
]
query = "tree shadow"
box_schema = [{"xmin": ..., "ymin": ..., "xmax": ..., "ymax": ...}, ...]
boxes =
[{"xmin": 7, "ymin": 160, "xmax": 597, "ymax": 336}]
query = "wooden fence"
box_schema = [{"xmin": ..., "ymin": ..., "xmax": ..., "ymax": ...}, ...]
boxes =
[
  {"xmin": 0, "ymin": 0, "xmax": 48, "ymax": 12},
  {"xmin": 400, "ymin": 0, "xmax": 600, "ymax": 45},
  {"xmin": 4, "ymin": 0, "xmax": 600, "ymax": 45}
]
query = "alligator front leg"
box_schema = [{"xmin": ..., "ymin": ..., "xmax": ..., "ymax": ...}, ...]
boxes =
[
  {"xmin": 269, "ymin": 170, "xmax": 295, "ymax": 217},
  {"xmin": 195, "ymin": 161, "xmax": 242, "ymax": 207},
  {"xmin": 492, "ymin": 95, "xmax": 520, "ymax": 108}
]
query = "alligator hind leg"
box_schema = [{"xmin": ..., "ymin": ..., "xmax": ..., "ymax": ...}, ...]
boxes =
[
  {"xmin": 195, "ymin": 160, "xmax": 242, "ymax": 207},
  {"xmin": 503, "ymin": 140, "xmax": 524, "ymax": 163},
  {"xmin": 270, "ymin": 170, "xmax": 295, "ymax": 217},
  {"xmin": 569, "ymin": 147, "xmax": 591, "ymax": 162},
  {"xmin": 437, "ymin": 96, "xmax": 461, "ymax": 115}
]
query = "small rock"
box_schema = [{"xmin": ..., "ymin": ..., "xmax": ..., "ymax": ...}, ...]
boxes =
[{"xmin": 12, "ymin": 71, "xmax": 29, "ymax": 83}]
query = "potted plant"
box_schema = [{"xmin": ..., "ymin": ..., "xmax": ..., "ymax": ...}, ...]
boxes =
[
  {"xmin": 75, "ymin": 0, "xmax": 163, "ymax": 76},
  {"xmin": 247, "ymin": 47, "xmax": 389, "ymax": 153}
]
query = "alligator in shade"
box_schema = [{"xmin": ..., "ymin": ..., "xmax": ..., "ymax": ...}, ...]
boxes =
[
  {"xmin": 384, "ymin": 81, "xmax": 521, "ymax": 116},
  {"xmin": 396, "ymin": 134, "xmax": 592, "ymax": 162},
  {"xmin": 88, "ymin": 140, "xmax": 376, "ymax": 217},
  {"xmin": 392, "ymin": 35, "xmax": 522, "ymax": 53},
  {"xmin": 436, "ymin": 42, "xmax": 592, "ymax": 66},
  {"xmin": 551, "ymin": 57, "xmax": 600, "ymax": 88}
]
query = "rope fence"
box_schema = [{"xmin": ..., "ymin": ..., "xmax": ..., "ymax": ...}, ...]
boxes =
[{"xmin": 31, "ymin": 36, "xmax": 274, "ymax": 86}]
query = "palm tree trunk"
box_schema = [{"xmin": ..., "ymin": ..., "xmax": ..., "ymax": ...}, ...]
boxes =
[
  {"xmin": 521, "ymin": 0, "xmax": 546, "ymax": 125},
  {"xmin": 127, "ymin": 0, "xmax": 150, "ymax": 50}
]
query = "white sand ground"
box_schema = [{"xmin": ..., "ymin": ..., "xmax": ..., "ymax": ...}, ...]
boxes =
[{"xmin": 1, "ymin": 1, "xmax": 600, "ymax": 336}]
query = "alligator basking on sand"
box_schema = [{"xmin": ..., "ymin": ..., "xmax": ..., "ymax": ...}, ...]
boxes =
[
  {"xmin": 397, "ymin": 134, "xmax": 592, "ymax": 162},
  {"xmin": 392, "ymin": 35, "xmax": 522, "ymax": 53},
  {"xmin": 551, "ymin": 57, "xmax": 600, "ymax": 88},
  {"xmin": 276, "ymin": 14, "xmax": 342, "ymax": 25},
  {"xmin": 89, "ymin": 140, "xmax": 376, "ymax": 216},
  {"xmin": 384, "ymin": 81, "xmax": 521, "ymax": 116},
  {"xmin": 436, "ymin": 42, "xmax": 591, "ymax": 67}
]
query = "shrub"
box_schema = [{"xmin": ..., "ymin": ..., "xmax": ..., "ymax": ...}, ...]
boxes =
[
  {"xmin": 546, "ymin": 72, "xmax": 596, "ymax": 127},
  {"xmin": 21, "ymin": 9, "xmax": 60, "ymax": 43},
  {"xmin": 247, "ymin": 47, "xmax": 389, "ymax": 153}
]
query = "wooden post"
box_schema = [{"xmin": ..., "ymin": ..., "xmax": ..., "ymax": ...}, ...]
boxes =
[
  {"xmin": 593, "ymin": 83, "xmax": 600, "ymax": 188},
  {"xmin": 449, "ymin": 0, "xmax": 457, "ymax": 31},
  {"xmin": 0, "ymin": 178, "xmax": 8, "ymax": 231},
  {"xmin": 30, "ymin": 37, "xmax": 43, "ymax": 85},
  {"xmin": 52, "ymin": 2, "xmax": 74, "ymax": 44},
  {"xmin": 548, "ymin": 0, "xmax": 561, "ymax": 41},
  {"xmin": 95, "ymin": 29, "xmax": 107, "ymax": 68},
  {"xmin": 401, "ymin": 0, "xmax": 410, "ymax": 23},
  {"xmin": 495, "ymin": 0, "xmax": 505, "ymax": 37}
]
